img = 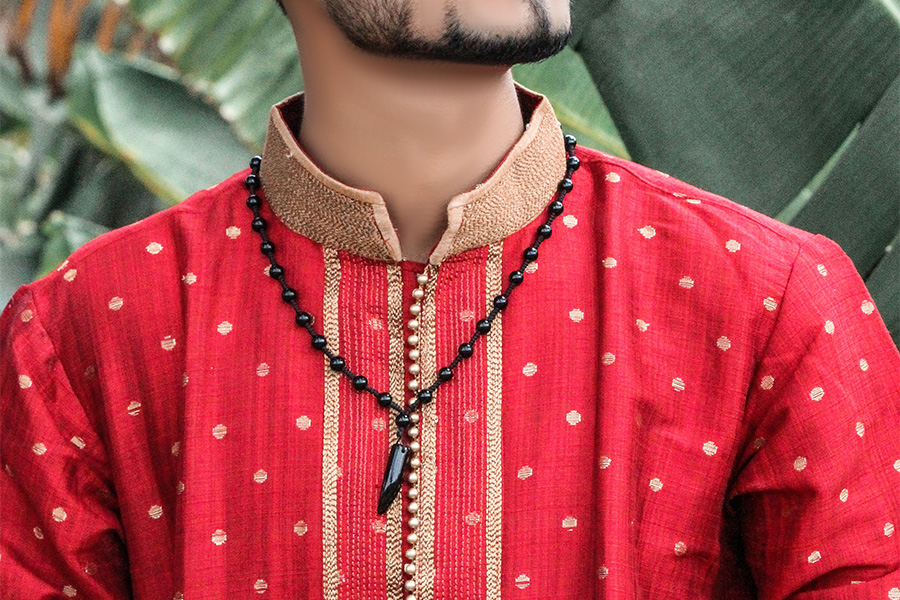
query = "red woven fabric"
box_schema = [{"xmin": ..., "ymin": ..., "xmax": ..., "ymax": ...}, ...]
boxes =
[{"xmin": 2, "ymin": 144, "xmax": 899, "ymax": 599}]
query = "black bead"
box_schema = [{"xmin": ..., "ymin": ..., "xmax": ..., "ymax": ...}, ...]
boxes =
[
  {"xmin": 252, "ymin": 217, "xmax": 267, "ymax": 232},
  {"xmin": 352, "ymin": 375, "xmax": 368, "ymax": 390},
  {"xmin": 438, "ymin": 367, "xmax": 453, "ymax": 382},
  {"xmin": 261, "ymin": 241, "xmax": 275, "ymax": 254},
  {"xmin": 246, "ymin": 194, "xmax": 261, "ymax": 209},
  {"xmin": 295, "ymin": 311, "xmax": 311, "ymax": 327},
  {"xmin": 417, "ymin": 390, "xmax": 433, "ymax": 405},
  {"xmin": 564, "ymin": 134, "xmax": 577, "ymax": 150},
  {"xmin": 377, "ymin": 393, "xmax": 393, "ymax": 407},
  {"xmin": 567, "ymin": 156, "xmax": 581, "ymax": 171},
  {"xmin": 458, "ymin": 343, "xmax": 474, "ymax": 359},
  {"xmin": 329, "ymin": 356, "xmax": 345, "ymax": 372},
  {"xmin": 476, "ymin": 319, "xmax": 492, "ymax": 334},
  {"xmin": 311, "ymin": 335, "xmax": 327, "ymax": 350},
  {"xmin": 377, "ymin": 442, "xmax": 410, "ymax": 515},
  {"xmin": 269, "ymin": 265, "xmax": 284, "ymax": 279},
  {"xmin": 509, "ymin": 270, "xmax": 524, "ymax": 285},
  {"xmin": 281, "ymin": 288, "xmax": 297, "ymax": 303},
  {"xmin": 537, "ymin": 224, "xmax": 552, "ymax": 239},
  {"xmin": 559, "ymin": 178, "xmax": 573, "ymax": 192},
  {"xmin": 250, "ymin": 156, "xmax": 262, "ymax": 170},
  {"xmin": 396, "ymin": 413, "xmax": 411, "ymax": 428},
  {"xmin": 548, "ymin": 200, "xmax": 564, "ymax": 216},
  {"xmin": 245, "ymin": 174, "xmax": 259, "ymax": 189},
  {"xmin": 524, "ymin": 247, "xmax": 538, "ymax": 261},
  {"xmin": 493, "ymin": 295, "xmax": 508, "ymax": 310}
]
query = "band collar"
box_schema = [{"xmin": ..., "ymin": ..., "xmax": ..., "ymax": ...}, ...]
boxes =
[{"xmin": 259, "ymin": 83, "xmax": 567, "ymax": 265}]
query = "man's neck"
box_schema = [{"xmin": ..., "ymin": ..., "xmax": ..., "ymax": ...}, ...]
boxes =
[{"xmin": 294, "ymin": 13, "xmax": 525, "ymax": 263}]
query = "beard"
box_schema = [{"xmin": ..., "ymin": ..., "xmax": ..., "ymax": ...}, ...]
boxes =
[{"xmin": 321, "ymin": 0, "xmax": 571, "ymax": 65}]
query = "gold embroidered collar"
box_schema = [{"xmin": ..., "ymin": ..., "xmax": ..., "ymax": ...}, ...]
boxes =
[{"xmin": 259, "ymin": 84, "xmax": 566, "ymax": 265}]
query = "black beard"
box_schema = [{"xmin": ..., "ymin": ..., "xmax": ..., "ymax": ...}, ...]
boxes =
[{"xmin": 323, "ymin": 0, "xmax": 571, "ymax": 65}]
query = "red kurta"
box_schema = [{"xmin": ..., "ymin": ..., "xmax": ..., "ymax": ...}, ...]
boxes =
[{"xmin": 2, "ymin": 86, "xmax": 899, "ymax": 600}]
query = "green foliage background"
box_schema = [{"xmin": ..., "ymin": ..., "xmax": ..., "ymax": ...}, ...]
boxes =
[{"xmin": 1, "ymin": 0, "xmax": 898, "ymax": 347}]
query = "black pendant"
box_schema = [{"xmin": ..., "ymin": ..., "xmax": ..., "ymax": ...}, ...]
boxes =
[{"xmin": 377, "ymin": 442, "xmax": 411, "ymax": 514}]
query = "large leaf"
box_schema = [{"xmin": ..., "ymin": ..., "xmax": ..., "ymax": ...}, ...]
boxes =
[
  {"xmin": 571, "ymin": 0, "xmax": 900, "ymax": 215},
  {"xmin": 67, "ymin": 49, "xmax": 250, "ymax": 204}
]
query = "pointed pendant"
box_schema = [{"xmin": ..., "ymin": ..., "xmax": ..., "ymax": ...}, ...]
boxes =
[{"xmin": 377, "ymin": 442, "xmax": 411, "ymax": 514}]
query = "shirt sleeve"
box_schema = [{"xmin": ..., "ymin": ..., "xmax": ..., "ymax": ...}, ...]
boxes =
[
  {"xmin": 0, "ymin": 284, "xmax": 132, "ymax": 599},
  {"xmin": 727, "ymin": 234, "xmax": 900, "ymax": 599}
]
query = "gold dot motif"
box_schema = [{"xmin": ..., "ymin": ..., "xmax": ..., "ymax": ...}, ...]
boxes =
[
  {"xmin": 816, "ymin": 264, "xmax": 828, "ymax": 276},
  {"xmin": 83, "ymin": 563, "xmax": 97, "ymax": 575},
  {"xmin": 173, "ymin": 592, "xmax": 183, "ymax": 600},
  {"xmin": 52, "ymin": 507, "xmax": 67, "ymax": 522},
  {"xmin": 685, "ymin": 198, "xmax": 702, "ymax": 205},
  {"xmin": 726, "ymin": 240, "xmax": 741, "ymax": 252},
  {"xmin": 760, "ymin": 375, "xmax": 775, "ymax": 390},
  {"xmin": 515, "ymin": 574, "xmax": 530, "ymax": 589},
  {"xmin": 886, "ymin": 523, "xmax": 895, "ymax": 537},
  {"xmin": 127, "ymin": 401, "xmax": 141, "ymax": 416},
  {"xmin": 569, "ymin": 308, "xmax": 584, "ymax": 322},
  {"xmin": 32, "ymin": 443, "xmax": 47, "ymax": 456},
  {"xmin": 371, "ymin": 417, "xmax": 386, "ymax": 431},
  {"xmin": 599, "ymin": 456, "xmax": 612, "ymax": 469},
  {"xmin": 860, "ymin": 300, "xmax": 875, "ymax": 315},
  {"xmin": 563, "ymin": 215, "xmax": 578, "ymax": 228},
  {"xmin": 211, "ymin": 529, "xmax": 227, "ymax": 545},
  {"xmin": 181, "ymin": 373, "xmax": 189, "ymax": 386},
  {"xmin": 753, "ymin": 437, "xmax": 766, "ymax": 450},
  {"xmin": 716, "ymin": 336, "xmax": 731, "ymax": 351},
  {"xmin": 763, "ymin": 297, "xmax": 778, "ymax": 311},
  {"xmin": 253, "ymin": 579, "xmax": 267, "ymax": 593},
  {"xmin": 63, "ymin": 585, "xmax": 77, "ymax": 597},
  {"xmin": 176, "ymin": 481, "xmax": 185, "ymax": 495},
  {"xmin": 856, "ymin": 422, "xmax": 865, "ymax": 437},
  {"xmin": 517, "ymin": 466, "xmax": 533, "ymax": 479},
  {"xmin": 839, "ymin": 489, "xmax": 848, "ymax": 502},
  {"xmin": 465, "ymin": 512, "xmax": 482, "ymax": 526},
  {"xmin": 225, "ymin": 226, "xmax": 241, "ymax": 239},
  {"xmin": 889, "ymin": 588, "xmax": 900, "ymax": 600},
  {"xmin": 525, "ymin": 262, "xmax": 538, "ymax": 274},
  {"xmin": 371, "ymin": 518, "xmax": 386, "ymax": 534},
  {"xmin": 171, "ymin": 441, "xmax": 181, "ymax": 456},
  {"xmin": 63, "ymin": 269, "xmax": 77, "ymax": 282},
  {"xmin": 294, "ymin": 520, "xmax": 308, "ymax": 536},
  {"xmin": 182, "ymin": 272, "xmax": 197, "ymax": 285},
  {"xmin": 71, "ymin": 436, "xmax": 85, "ymax": 449},
  {"xmin": 649, "ymin": 478, "xmax": 663, "ymax": 492},
  {"xmin": 33, "ymin": 527, "xmax": 44, "ymax": 539},
  {"xmin": 859, "ymin": 358, "xmax": 869, "ymax": 371},
  {"xmin": 253, "ymin": 469, "xmax": 268, "ymax": 484},
  {"xmin": 522, "ymin": 363, "xmax": 538, "ymax": 377},
  {"xmin": 562, "ymin": 516, "xmax": 577, "ymax": 530},
  {"xmin": 161, "ymin": 336, "xmax": 176, "ymax": 351},
  {"xmin": 148, "ymin": 505, "xmax": 163, "ymax": 519},
  {"xmin": 459, "ymin": 309, "xmax": 476, "ymax": 322},
  {"xmin": 674, "ymin": 541, "xmax": 687, "ymax": 556},
  {"xmin": 20, "ymin": 309, "xmax": 33, "ymax": 322},
  {"xmin": 638, "ymin": 225, "xmax": 656, "ymax": 239},
  {"xmin": 146, "ymin": 242, "xmax": 163, "ymax": 254},
  {"xmin": 807, "ymin": 550, "xmax": 821, "ymax": 564},
  {"xmin": 672, "ymin": 378, "xmax": 685, "ymax": 392},
  {"xmin": 217, "ymin": 321, "xmax": 233, "ymax": 335},
  {"xmin": 598, "ymin": 566, "xmax": 609, "ymax": 580},
  {"xmin": 602, "ymin": 257, "xmax": 617, "ymax": 269},
  {"xmin": 566, "ymin": 410, "xmax": 582, "ymax": 425},
  {"xmin": 636, "ymin": 319, "xmax": 649, "ymax": 332},
  {"xmin": 824, "ymin": 320, "xmax": 835, "ymax": 335},
  {"xmin": 605, "ymin": 172, "xmax": 621, "ymax": 183},
  {"xmin": 794, "ymin": 457, "xmax": 808, "ymax": 471},
  {"xmin": 810, "ymin": 387, "xmax": 824, "ymax": 402},
  {"xmin": 18, "ymin": 375, "xmax": 32, "ymax": 389},
  {"xmin": 256, "ymin": 363, "xmax": 270, "ymax": 376},
  {"xmin": 212, "ymin": 424, "xmax": 227, "ymax": 439},
  {"xmin": 84, "ymin": 365, "xmax": 96, "ymax": 379},
  {"xmin": 463, "ymin": 409, "xmax": 479, "ymax": 423},
  {"xmin": 296, "ymin": 416, "xmax": 312, "ymax": 430},
  {"xmin": 601, "ymin": 352, "xmax": 616, "ymax": 366},
  {"xmin": 679, "ymin": 276, "xmax": 694, "ymax": 289},
  {"xmin": 108, "ymin": 297, "xmax": 124, "ymax": 311},
  {"xmin": 702, "ymin": 441, "xmax": 718, "ymax": 456}
]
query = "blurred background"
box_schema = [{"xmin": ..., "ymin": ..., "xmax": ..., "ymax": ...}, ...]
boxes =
[{"xmin": 0, "ymin": 0, "xmax": 897, "ymax": 347}]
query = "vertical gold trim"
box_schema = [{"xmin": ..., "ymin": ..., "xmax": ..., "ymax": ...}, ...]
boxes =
[
  {"xmin": 416, "ymin": 271, "xmax": 439, "ymax": 600},
  {"xmin": 485, "ymin": 243, "xmax": 504, "ymax": 600},
  {"xmin": 385, "ymin": 265, "xmax": 404, "ymax": 600},
  {"xmin": 322, "ymin": 247, "xmax": 341, "ymax": 600}
]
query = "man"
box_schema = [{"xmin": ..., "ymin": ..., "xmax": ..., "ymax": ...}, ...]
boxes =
[{"xmin": 1, "ymin": 0, "xmax": 898, "ymax": 597}]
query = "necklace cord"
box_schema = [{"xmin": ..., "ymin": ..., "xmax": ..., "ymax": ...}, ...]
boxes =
[{"xmin": 245, "ymin": 137, "xmax": 580, "ymax": 432}]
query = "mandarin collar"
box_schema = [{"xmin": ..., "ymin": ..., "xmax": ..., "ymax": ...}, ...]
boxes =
[{"xmin": 259, "ymin": 84, "xmax": 567, "ymax": 265}]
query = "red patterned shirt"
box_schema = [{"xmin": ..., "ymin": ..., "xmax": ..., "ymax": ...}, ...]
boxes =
[{"xmin": 2, "ymin": 86, "xmax": 899, "ymax": 599}]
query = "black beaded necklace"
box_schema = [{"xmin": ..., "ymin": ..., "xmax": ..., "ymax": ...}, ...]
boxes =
[{"xmin": 244, "ymin": 135, "xmax": 579, "ymax": 520}]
